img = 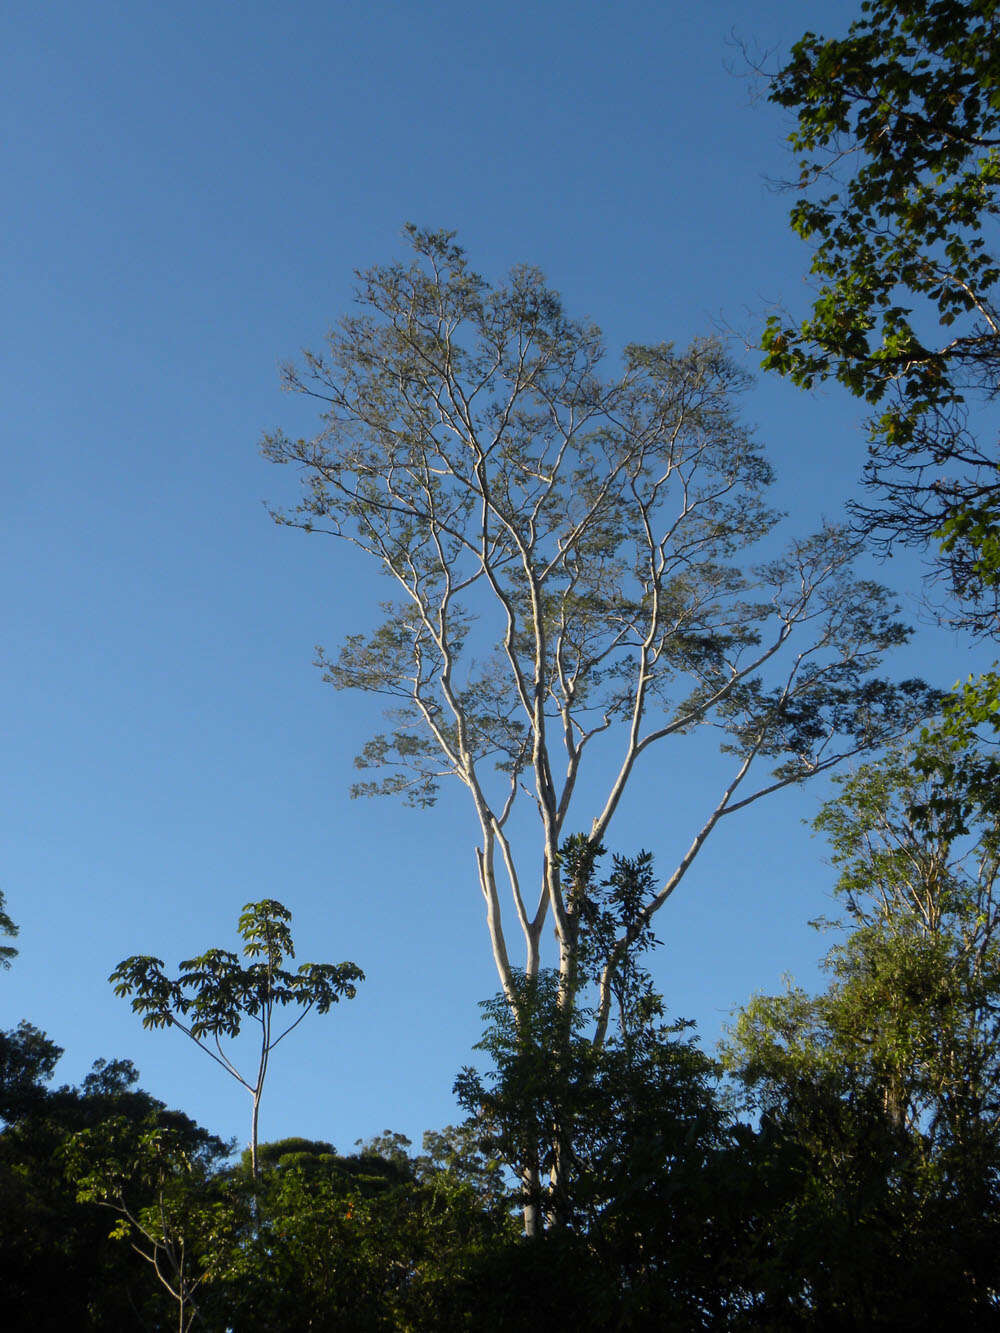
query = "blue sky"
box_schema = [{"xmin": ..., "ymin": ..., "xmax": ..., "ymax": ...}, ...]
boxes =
[{"xmin": 3, "ymin": 1, "xmax": 990, "ymax": 1157}]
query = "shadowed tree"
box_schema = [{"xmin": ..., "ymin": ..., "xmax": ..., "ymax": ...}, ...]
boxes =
[
  {"xmin": 761, "ymin": 0, "xmax": 1000, "ymax": 646},
  {"xmin": 64, "ymin": 1114, "xmax": 245, "ymax": 1333},
  {"xmin": 0, "ymin": 1029, "xmax": 230, "ymax": 1331},
  {"xmin": 723, "ymin": 733, "xmax": 1000, "ymax": 1325}
]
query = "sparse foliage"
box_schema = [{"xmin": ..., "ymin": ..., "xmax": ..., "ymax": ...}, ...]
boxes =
[{"xmin": 264, "ymin": 227, "xmax": 934, "ymax": 1047}]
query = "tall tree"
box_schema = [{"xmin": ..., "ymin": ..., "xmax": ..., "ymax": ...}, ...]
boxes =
[
  {"xmin": 110, "ymin": 899, "xmax": 363, "ymax": 1178},
  {"xmin": 264, "ymin": 226, "xmax": 932, "ymax": 1047},
  {"xmin": 761, "ymin": 0, "xmax": 1000, "ymax": 638}
]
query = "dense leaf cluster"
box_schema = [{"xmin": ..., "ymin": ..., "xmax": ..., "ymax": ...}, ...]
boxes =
[{"xmin": 762, "ymin": 0, "xmax": 1000, "ymax": 637}]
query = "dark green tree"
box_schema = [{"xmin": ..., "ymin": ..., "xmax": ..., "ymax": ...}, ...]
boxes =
[
  {"xmin": 64, "ymin": 1115, "xmax": 246, "ymax": 1333},
  {"xmin": 0, "ymin": 1028, "xmax": 229, "ymax": 1331},
  {"xmin": 0, "ymin": 1020, "xmax": 61, "ymax": 1123},
  {"xmin": 110, "ymin": 899, "xmax": 363, "ymax": 1177},
  {"xmin": 452, "ymin": 845, "xmax": 749, "ymax": 1326},
  {"xmin": 219, "ymin": 1134, "xmax": 515, "ymax": 1332},
  {"xmin": 723, "ymin": 734, "xmax": 1000, "ymax": 1326},
  {"xmin": 456, "ymin": 968, "xmax": 743, "ymax": 1327},
  {"xmin": 761, "ymin": 0, "xmax": 1000, "ymax": 646}
]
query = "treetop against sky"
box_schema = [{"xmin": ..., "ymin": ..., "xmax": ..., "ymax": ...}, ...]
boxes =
[{"xmin": 3, "ymin": 0, "xmax": 991, "ymax": 1154}]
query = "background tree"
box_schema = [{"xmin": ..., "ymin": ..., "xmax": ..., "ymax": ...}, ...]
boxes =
[
  {"xmin": 0, "ymin": 1027, "xmax": 229, "ymax": 1331},
  {"xmin": 220, "ymin": 1132, "xmax": 516, "ymax": 1332},
  {"xmin": 722, "ymin": 734, "xmax": 1000, "ymax": 1325},
  {"xmin": 0, "ymin": 1020, "xmax": 61, "ymax": 1124},
  {"xmin": 64, "ymin": 1114, "xmax": 245, "ymax": 1333},
  {"xmin": 263, "ymin": 226, "xmax": 932, "ymax": 1053},
  {"xmin": 761, "ymin": 0, "xmax": 1000, "ymax": 639},
  {"xmin": 414, "ymin": 1120, "xmax": 509, "ymax": 1211},
  {"xmin": 110, "ymin": 899, "xmax": 363, "ymax": 1178},
  {"xmin": 812, "ymin": 732, "xmax": 1000, "ymax": 1163}
]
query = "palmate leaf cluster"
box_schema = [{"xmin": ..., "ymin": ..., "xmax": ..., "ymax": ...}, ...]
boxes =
[
  {"xmin": 109, "ymin": 900, "xmax": 364, "ymax": 1181},
  {"xmin": 110, "ymin": 899, "xmax": 363, "ymax": 1042}
]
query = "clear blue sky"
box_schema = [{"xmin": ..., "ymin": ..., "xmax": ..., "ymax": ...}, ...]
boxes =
[{"xmin": 3, "ymin": 1, "xmax": 988, "ymax": 1156}]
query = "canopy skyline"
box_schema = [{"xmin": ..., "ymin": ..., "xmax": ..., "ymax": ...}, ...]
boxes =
[{"xmin": 4, "ymin": 0, "xmax": 990, "ymax": 1157}]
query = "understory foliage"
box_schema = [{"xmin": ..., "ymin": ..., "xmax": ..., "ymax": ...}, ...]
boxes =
[
  {"xmin": 0, "ymin": 1028, "xmax": 231, "ymax": 1332},
  {"xmin": 5, "ymin": 731, "xmax": 1000, "ymax": 1327}
]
